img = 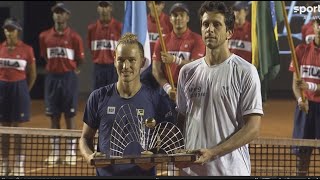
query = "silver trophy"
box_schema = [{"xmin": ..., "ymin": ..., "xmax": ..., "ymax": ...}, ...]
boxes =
[{"xmin": 91, "ymin": 104, "xmax": 196, "ymax": 166}]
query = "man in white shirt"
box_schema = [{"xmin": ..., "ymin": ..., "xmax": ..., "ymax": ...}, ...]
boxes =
[{"xmin": 176, "ymin": 1, "xmax": 263, "ymax": 176}]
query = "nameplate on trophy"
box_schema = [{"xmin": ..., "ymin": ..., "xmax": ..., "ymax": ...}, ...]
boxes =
[{"xmin": 134, "ymin": 157, "xmax": 152, "ymax": 164}]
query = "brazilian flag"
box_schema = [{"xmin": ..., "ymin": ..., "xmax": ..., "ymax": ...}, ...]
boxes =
[{"xmin": 251, "ymin": 1, "xmax": 283, "ymax": 102}]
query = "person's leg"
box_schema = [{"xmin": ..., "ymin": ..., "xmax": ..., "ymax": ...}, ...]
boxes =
[
  {"xmin": 64, "ymin": 116, "xmax": 77, "ymax": 165},
  {"xmin": 63, "ymin": 72, "xmax": 78, "ymax": 165},
  {"xmin": 44, "ymin": 74, "xmax": 62, "ymax": 165},
  {"xmin": 44, "ymin": 114, "xmax": 62, "ymax": 165},
  {"xmin": 12, "ymin": 122, "xmax": 25, "ymax": 176},
  {"xmin": 0, "ymin": 81, "xmax": 10, "ymax": 175},
  {"xmin": 293, "ymin": 102, "xmax": 316, "ymax": 176},
  {"xmin": 296, "ymin": 147, "xmax": 312, "ymax": 176},
  {"xmin": 11, "ymin": 79, "xmax": 32, "ymax": 175},
  {"xmin": 0, "ymin": 122, "xmax": 10, "ymax": 176}
]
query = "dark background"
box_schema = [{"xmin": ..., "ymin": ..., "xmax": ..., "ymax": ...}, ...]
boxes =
[{"xmin": 0, "ymin": 1, "xmax": 313, "ymax": 100}]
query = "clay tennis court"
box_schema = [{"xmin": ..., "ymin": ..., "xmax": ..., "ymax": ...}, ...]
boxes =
[
  {"xmin": 24, "ymin": 98, "xmax": 297, "ymax": 137},
  {"xmin": 3, "ymin": 98, "xmax": 312, "ymax": 176}
]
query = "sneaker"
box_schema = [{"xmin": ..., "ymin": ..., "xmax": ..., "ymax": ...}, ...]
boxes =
[
  {"xmin": 9, "ymin": 166, "xmax": 24, "ymax": 176},
  {"xmin": 44, "ymin": 154, "xmax": 60, "ymax": 165},
  {"xmin": 64, "ymin": 155, "xmax": 77, "ymax": 165}
]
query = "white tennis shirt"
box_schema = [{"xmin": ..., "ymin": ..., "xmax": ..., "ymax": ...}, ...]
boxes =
[{"xmin": 176, "ymin": 54, "xmax": 263, "ymax": 176}]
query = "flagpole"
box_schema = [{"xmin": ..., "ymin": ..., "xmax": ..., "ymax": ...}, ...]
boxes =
[
  {"xmin": 151, "ymin": 1, "xmax": 175, "ymax": 89},
  {"xmin": 280, "ymin": 1, "xmax": 306, "ymax": 102}
]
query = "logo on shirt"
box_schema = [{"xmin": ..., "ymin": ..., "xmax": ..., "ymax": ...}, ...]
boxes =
[
  {"xmin": 168, "ymin": 51, "xmax": 191, "ymax": 61},
  {"xmin": 149, "ymin": 33, "xmax": 159, "ymax": 43},
  {"xmin": 49, "ymin": 48, "xmax": 67, "ymax": 57},
  {"xmin": 301, "ymin": 65, "xmax": 320, "ymax": 79},
  {"xmin": 47, "ymin": 47, "xmax": 75, "ymax": 60},
  {"xmin": 0, "ymin": 58, "xmax": 27, "ymax": 71},
  {"xmin": 188, "ymin": 86, "xmax": 206, "ymax": 98},
  {"xmin": 107, "ymin": 107, "xmax": 116, "ymax": 114},
  {"xmin": 136, "ymin": 109, "xmax": 144, "ymax": 116},
  {"xmin": 91, "ymin": 40, "xmax": 117, "ymax": 51},
  {"xmin": 228, "ymin": 40, "xmax": 251, "ymax": 52}
]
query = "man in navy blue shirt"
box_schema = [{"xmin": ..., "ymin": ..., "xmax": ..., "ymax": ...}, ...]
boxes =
[{"xmin": 79, "ymin": 33, "xmax": 175, "ymax": 176}]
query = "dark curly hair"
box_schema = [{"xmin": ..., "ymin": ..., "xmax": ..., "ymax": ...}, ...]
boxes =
[{"xmin": 198, "ymin": 1, "xmax": 235, "ymax": 31}]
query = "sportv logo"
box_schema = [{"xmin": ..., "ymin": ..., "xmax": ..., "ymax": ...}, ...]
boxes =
[{"xmin": 293, "ymin": 5, "xmax": 320, "ymax": 14}]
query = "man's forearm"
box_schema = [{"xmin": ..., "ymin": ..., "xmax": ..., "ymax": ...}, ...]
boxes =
[{"xmin": 209, "ymin": 115, "xmax": 261, "ymax": 158}]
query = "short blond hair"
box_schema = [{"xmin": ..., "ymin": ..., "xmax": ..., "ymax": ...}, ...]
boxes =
[{"xmin": 116, "ymin": 33, "xmax": 144, "ymax": 58}]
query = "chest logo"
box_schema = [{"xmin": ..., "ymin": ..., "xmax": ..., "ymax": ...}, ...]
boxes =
[
  {"xmin": 136, "ymin": 109, "xmax": 144, "ymax": 116},
  {"xmin": 107, "ymin": 106, "xmax": 116, "ymax": 114}
]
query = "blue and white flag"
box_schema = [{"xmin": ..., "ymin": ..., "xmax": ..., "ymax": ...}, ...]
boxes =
[{"xmin": 122, "ymin": 1, "xmax": 151, "ymax": 73}]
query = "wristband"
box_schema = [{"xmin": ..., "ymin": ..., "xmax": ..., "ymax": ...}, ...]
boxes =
[
  {"xmin": 163, "ymin": 83, "xmax": 172, "ymax": 95},
  {"xmin": 173, "ymin": 56, "xmax": 182, "ymax": 65},
  {"xmin": 306, "ymin": 82, "xmax": 317, "ymax": 92},
  {"xmin": 297, "ymin": 97, "xmax": 302, "ymax": 104}
]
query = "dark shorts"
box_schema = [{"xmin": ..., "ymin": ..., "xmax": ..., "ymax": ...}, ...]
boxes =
[
  {"xmin": 93, "ymin": 63, "xmax": 117, "ymax": 90},
  {"xmin": 45, "ymin": 71, "xmax": 78, "ymax": 118},
  {"xmin": 0, "ymin": 80, "xmax": 30, "ymax": 122},
  {"xmin": 292, "ymin": 101, "xmax": 320, "ymax": 156}
]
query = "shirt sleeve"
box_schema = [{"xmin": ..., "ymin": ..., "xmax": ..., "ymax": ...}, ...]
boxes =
[
  {"xmin": 176, "ymin": 66, "xmax": 187, "ymax": 115},
  {"xmin": 73, "ymin": 33, "xmax": 85, "ymax": 60},
  {"xmin": 83, "ymin": 90, "xmax": 100, "ymax": 129},
  {"xmin": 39, "ymin": 32, "xmax": 46, "ymax": 59},
  {"xmin": 288, "ymin": 44, "xmax": 304, "ymax": 72},
  {"xmin": 241, "ymin": 65, "xmax": 264, "ymax": 116},
  {"xmin": 152, "ymin": 39, "xmax": 162, "ymax": 62},
  {"xmin": 87, "ymin": 25, "xmax": 92, "ymax": 51},
  {"xmin": 27, "ymin": 46, "xmax": 36, "ymax": 65}
]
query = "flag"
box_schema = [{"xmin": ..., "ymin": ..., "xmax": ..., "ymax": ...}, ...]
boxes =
[
  {"xmin": 251, "ymin": 1, "xmax": 283, "ymax": 101},
  {"xmin": 122, "ymin": 1, "xmax": 151, "ymax": 73}
]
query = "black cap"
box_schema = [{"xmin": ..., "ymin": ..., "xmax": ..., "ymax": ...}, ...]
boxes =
[
  {"xmin": 98, "ymin": 1, "xmax": 112, "ymax": 7},
  {"xmin": 233, "ymin": 1, "xmax": 249, "ymax": 11},
  {"xmin": 169, "ymin": 3, "xmax": 189, "ymax": 15},
  {"xmin": 2, "ymin": 18, "xmax": 22, "ymax": 31},
  {"xmin": 51, "ymin": 2, "xmax": 71, "ymax": 14}
]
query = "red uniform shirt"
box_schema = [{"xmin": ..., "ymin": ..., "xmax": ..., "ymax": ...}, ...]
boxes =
[
  {"xmin": 289, "ymin": 42, "xmax": 320, "ymax": 102},
  {"xmin": 0, "ymin": 40, "xmax": 35, "ymax": 82},
  {"xmin": 301, "ymin": 21, "xmax": 315, "ymax": 44},
  {"xmin": 229, "ymin": 21, "xmax": 252, "ymax": 63},
  {"xmin": 87, "ymin": 18, "xmax": 122, "ymax": 64},
  {"xmin": 153, "ymin": 29, "xmax": 205, "ymax": 84},
  {"xmin": 147, "ymin": 12, "xmax": 173, "ymax": 56},
  {"xmin": 39, "ymin": 27, "xmax": 85, "ymax": 73}
]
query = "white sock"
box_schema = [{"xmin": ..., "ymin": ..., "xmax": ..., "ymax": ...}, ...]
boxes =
[
  {"xmin": 50, "ymin": 138, "xmax": 60, "ymax": 156},
  {"xmin": 66, "ymin": 139, "xmax": 77, "ymax": 155},
  {"xmin": 15, "ymin": 155, "xmax": 25, "ymax": 167}
]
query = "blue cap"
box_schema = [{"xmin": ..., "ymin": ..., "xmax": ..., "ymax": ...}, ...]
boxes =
[
  {"xmin": 51, "ymin": 2, "xmax": 71, "ymax": 14},
  {"xmin": 169, "ymin": 3, "xmax": 189, "ymax": 15},
  {"xmin": 2, "ymin": 18, "xmax": 22, "ymax": 31},
  {"xmin": 233, "ymin": 1, "xmax": 249, "ymax": 11}
]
